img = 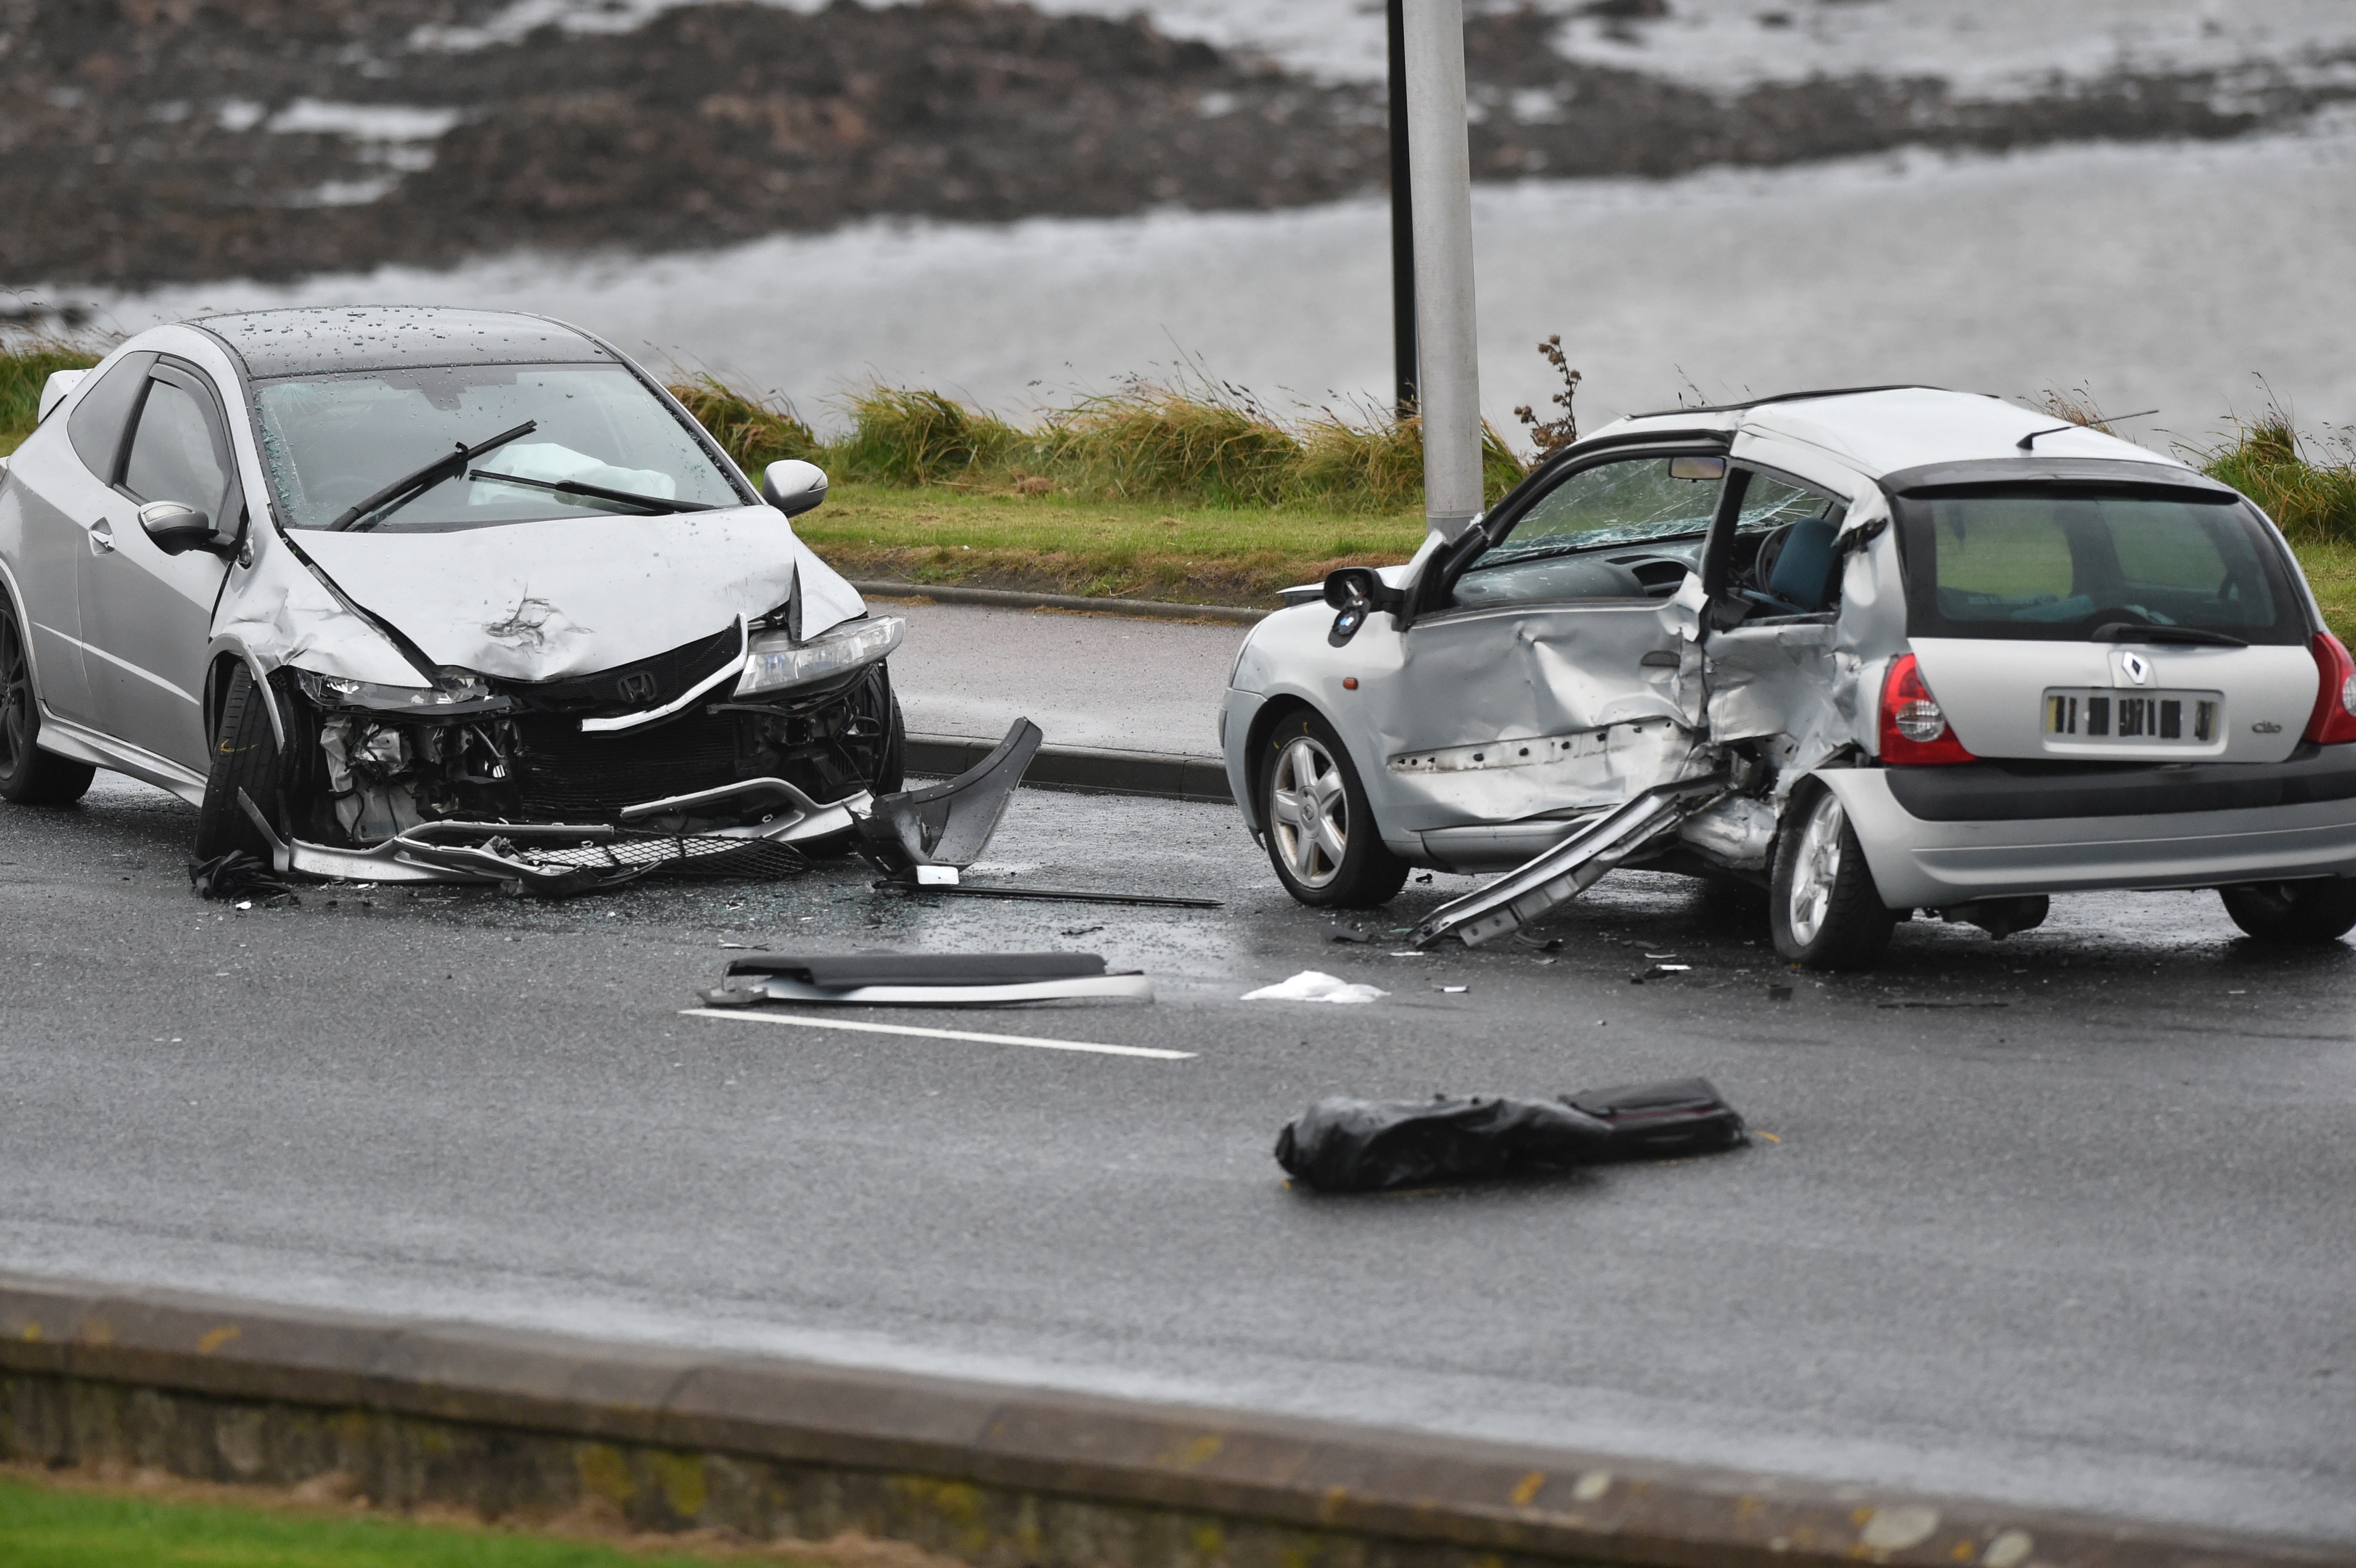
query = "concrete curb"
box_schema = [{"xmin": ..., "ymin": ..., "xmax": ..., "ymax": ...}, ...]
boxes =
[
  {"xmin": 0, "ymin": 1274, "xmax": 2343, "ymax": 1568},
  {"xmin": 854, "ymin": 579, "xmax": 1272, "ymax": 625},
  {"xmin": 908, "ymin": 733, "xmax": 1234, "ymax": 804}
]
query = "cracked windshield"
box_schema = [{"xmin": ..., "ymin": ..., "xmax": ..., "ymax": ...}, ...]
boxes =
[
  {"xmin": 253, "ymin": 363, "xmax": 742, "ymax": 531},
  {"xmin": 1483, "ymin": 456, "xmax": 1723, "ymax": 563}
]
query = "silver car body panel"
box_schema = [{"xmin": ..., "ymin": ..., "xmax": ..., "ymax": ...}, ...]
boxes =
[
  {"xmin": 1221, "ymin": 387, "xmax": 2356, "ymax": 909},
  {"xmin": 4, "ymin": 311, "xmax": 880, "ymax": 837}
]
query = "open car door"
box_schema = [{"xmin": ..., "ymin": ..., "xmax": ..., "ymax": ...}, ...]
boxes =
[{"xmin": 1365, "ymin": 444, "xmax": 1730, "ymax": 870}]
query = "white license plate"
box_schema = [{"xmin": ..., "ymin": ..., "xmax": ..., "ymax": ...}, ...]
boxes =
[{"xmin": 2043, "ymin": 688, "xmax": 2220, "ymax": 743}]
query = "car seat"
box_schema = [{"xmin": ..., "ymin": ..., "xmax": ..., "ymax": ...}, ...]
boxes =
[{"xmin": 1742, "ymin": 515, "xmax": 1840, "ymax": 616}]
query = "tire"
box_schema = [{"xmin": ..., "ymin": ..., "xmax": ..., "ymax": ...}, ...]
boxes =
[
  {"xmin": 0, "ymin": 594, "xmax": 96, "ymax": 807},
  {"xmin": 192, "ymin": 663, "xmax": 289, "ymax": 862},
  {"xmin": 1258, "ymin": 708, "xmax": 1409, "ymax": 908},
  {"xmin": 1770, "ymin": 783, "xmax": 1896, "ymax": 970},
  {"xmin": 2218, "ymin": 880, "xmax": 2356, "ymax": 946}
]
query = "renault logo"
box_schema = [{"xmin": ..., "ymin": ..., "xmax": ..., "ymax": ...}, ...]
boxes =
[
  {"xmin": 2121, "ymin": 651, "xmax": 2152, "ymax": 685},
  {"xmin": 615, "ymin": 670, "xmax": 660, "ymax": 705}
]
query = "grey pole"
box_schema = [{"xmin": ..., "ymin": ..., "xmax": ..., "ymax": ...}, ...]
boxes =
[
  {"xmin": 1386, "ymin": 0, "xmax": 1417, "ymax": 421},
  {"xmin": 1401, "ymin": 0, "xmax": 1482, "ymax": 539}
]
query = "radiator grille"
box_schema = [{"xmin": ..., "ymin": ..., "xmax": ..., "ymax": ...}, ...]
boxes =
[{"xmin": 515, "ymin": 711, "xmax": 743, "ymax": 819}]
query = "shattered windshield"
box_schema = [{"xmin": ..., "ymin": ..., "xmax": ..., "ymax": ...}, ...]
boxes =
[
  {"xmin": 253, "ymin": 363, "xmax": 746, "ymax": 531},
  {"xmin": 1897, "ymin": 489, "xmax": 2304, "ymax": 644},
  {"xmin": 1479, "ymin": 455, "xmax": 1724, "ymax": 563}
]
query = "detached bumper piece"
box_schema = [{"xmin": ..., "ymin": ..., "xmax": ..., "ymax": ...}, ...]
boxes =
[
  {"xmin": 860, "ymin": 718, "xmax": 1042, "ymax": 877},
  {"xmin": 703, "ymin": 951, "xmax": 1153, "ymax": 1008},
  {"xmin": 1275, "ymin": 1077, "xmax": 1745, "ymax": 1193},
  {"xmin": 240, "ymin": 796, "xmax": 810, "ymax": 897},
  {"xmin": 1409, "ymin": 773, "xmax": 1729, "ymax": 947}
]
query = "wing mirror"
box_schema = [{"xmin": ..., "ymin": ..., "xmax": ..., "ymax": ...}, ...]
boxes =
[
  {"xmin": 761, "ymin": 459, "xmax": 830, "ymax": 518},
  {"xmin": 1322, "ymin": 566, "xmax": 1406, "ymax": 648},
  {"xmin": 137, "ymin": 500, "xmax": 216, "ymax": 556}
]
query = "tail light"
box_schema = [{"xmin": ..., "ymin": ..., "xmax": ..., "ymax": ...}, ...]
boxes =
[
  {"xmin": 2306, "ymin": 632, "xmax": 2356, "ymax": 745},
  {"xmin": 1878, "ymin": 653, "xmax": 1976, "ymax": 764}
]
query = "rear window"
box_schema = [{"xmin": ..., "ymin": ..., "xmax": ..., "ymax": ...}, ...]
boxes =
[{"xmin": 1894, "ymin": 488, "xmax": 2307, "ymax": 645}]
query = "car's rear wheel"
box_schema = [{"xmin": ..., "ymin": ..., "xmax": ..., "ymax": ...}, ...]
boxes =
[
  {"xmin": 192, "ymin": 663, "xmax": 291, "ymax": 862},
  {"xmin": 2218, "ymin": 879, "xmax": 2356, "ymax": 945},
  {"xmin": 1259, "ymin": 708, "xmax": 1409, "ymax": 909},
  {"xmin": 0, "ymin": 595, "xmax": 96, "ymax": 807},
  {"xmin": 1771, "ymin": 783, "xmax": 1896, "ymax": 970}
]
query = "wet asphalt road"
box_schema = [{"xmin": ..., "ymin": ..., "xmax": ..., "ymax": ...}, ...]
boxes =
[{"xmin": 3, "ymin": 772, "xmax": 2353, "ymax": 1545}]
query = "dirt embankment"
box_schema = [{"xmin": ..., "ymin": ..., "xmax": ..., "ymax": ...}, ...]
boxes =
[{"xmin": 3, "ymin": 0, "xmax": 2349, "ymax": 289}]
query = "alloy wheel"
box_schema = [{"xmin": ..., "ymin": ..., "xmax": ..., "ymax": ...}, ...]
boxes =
[
  {"xmin": 1269, "ymin": 734, "xmax": 1349, "ymax": 889},
  {"xmin": 1787, "ymin": 791, "xmax": 1847, "ymax": 946},
  {"xmin": 0, "ymin": 608, "xmax": 30, "ymax": 777}
]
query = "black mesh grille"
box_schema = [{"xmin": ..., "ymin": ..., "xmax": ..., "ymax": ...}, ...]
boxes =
[{"xmin": 515, "ymin": 711, "xmax": 743, "ymax": 819}]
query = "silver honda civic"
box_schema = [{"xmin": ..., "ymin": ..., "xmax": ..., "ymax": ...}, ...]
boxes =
[
  {"xmin": 1219, "ymin": 386, "xmax": 2356, "ymax": 968},
  {"xmin": 0, "ymin": 306, "xmax": 913, "ymax": 888}
]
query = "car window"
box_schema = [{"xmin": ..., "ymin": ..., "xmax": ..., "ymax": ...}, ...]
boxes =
[
  {"xmin": 1735, "ymin": 472, "xmax": 1837, "ymax": 534},
  {"xmin": 1897, "ymin": 489, "xmax": 2303, "ymax": 644},
  {"xmin": 123, "ymin": 378, "xmax": 230, "ymax": 516},
  {"xmin": 1724, "ymin": 470, "xmax": 1848, "ymax": 616},
  {"xmin": 1451, "ymin": 456, "xmax": 1723, "ymax": 609},
  {"xmin": 65, "ymin": 351, "xmax": 158, "ymax": 482},
  {"xmin": 252, "ymin": 363, "xmax": 745, "ymax": 531}
]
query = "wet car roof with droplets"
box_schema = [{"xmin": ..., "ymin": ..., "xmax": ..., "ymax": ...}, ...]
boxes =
[{"xmin": 195, "ymin": 306, "xmax": 613, "ymax": 378}]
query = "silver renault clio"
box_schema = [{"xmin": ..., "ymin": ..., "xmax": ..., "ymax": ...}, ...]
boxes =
[{"xmin": 1220, "ymin": 386, "xmax": 2356, "ymax": 968}]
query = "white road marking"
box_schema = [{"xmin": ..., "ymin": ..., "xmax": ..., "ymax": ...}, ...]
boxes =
[{"xmin": 679, "ymin": 1008, "xmax": 1194, "ymax": 1060}]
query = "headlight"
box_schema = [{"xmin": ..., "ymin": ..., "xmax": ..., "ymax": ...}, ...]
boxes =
[
  {"xmin": 737, "ymin": 616, "xmax": 903, "ymax": 698},
  {"xmin": 293, "ymin": 666, "xmax": 500, "ymax": 713}
]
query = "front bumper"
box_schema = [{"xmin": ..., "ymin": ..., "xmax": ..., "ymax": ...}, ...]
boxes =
[{"xmin": 1821, "ymin": 764, "xmax": 2356, "ymax": 909}]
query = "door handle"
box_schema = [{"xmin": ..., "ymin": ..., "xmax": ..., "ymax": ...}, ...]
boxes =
[{"xmin": 87, "ymin": 518, "xmax": 115, "ymax": 555}]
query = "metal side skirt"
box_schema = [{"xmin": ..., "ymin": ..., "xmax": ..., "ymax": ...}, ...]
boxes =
[
  {"xmin": 1409, "ymin": 774, "xmax": 1729, "ymax": 948},
  {"xmin": 36, "ymin": 709, "xmax": 208, "ymax": 804}
]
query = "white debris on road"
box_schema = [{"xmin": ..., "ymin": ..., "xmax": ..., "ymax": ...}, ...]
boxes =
[{"xmin": 1242, "ymin": 971, "xmax": 1387, "ymax": 1005}]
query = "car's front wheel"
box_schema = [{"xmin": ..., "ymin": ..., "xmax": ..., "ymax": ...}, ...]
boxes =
[
  {"xmin": 0, "ymin": 595, "xmax": 95, "ymax": 807},
  {"xmin": 1770, "ymin": 782, "xmax": 1896, "ymax": 970},
  {"xmin": 1259, "ymin": 709, "xmax": 1409, "ymax": 908},
  {"xmin": 2218, "ymin": 879, "xmax": 2356, "ymax": 945},
  {"xmin": 192, "ymin": 663, "xmax": 293, "ymax": 862}
]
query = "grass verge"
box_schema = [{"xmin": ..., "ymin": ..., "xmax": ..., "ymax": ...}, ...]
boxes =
[
  {"xmin": 4, "ymin": 346, "xmax": 2352, "ymax": 632},
  {"xmin": 0, "ymin": 1467, "xmax": 828, "ymax": 1567}
]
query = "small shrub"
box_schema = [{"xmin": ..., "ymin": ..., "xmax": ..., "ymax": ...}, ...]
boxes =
[
  {"xmin": 1513, "ymin": 334, "xmax": 1582, "ymax": 457},
  {"xmin": 835, "ymin": 386, "xmax": 1021, "ymax": 486},
  {"xmin": 2198, "ymin": 415, "xmax": 2356, "ymax": 544},
  {"xmin": 667, "ymin": 374, "xmax": 823, "ymax": 472},
  {"xmin": 1035, "ymin": 380, "xmax": 1302, "ymax": 507}
]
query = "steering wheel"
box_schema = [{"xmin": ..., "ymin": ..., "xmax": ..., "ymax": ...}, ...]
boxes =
[{"xmin": 1747, "ymin": 523, "xmax": 1795, "ymax": 596}]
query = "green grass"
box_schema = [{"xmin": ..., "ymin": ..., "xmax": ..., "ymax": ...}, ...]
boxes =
[
  {"xmin": 4, "ymin": 343, "xmax": 2352, "ymax": 633},
  {"xmin": 0, "ymin": 1472, "xmax": 787, "ymax": 1568}
]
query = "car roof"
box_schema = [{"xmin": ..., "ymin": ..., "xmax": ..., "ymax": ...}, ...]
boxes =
[
  {"xmin": 1587, "ymin": 386, "xmax": 2191, "ymax": 483},
  {"xmin": 192, "ymin": 306, "xmax": 615, "ymax": 379}
]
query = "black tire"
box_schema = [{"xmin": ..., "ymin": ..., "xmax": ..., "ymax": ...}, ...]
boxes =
[
  {"xmin": 2218, "ymin": 880, "xmax": 2356, "ymax": 946},
  {"xmin": 0, "ymin": 594, "xmax": 95, "ymax": 807},
  {"xmin": 1258, "ymin": 707, "xmax": 1409, "ymax": 909},
  {"xmin": 873, "ymin": 690, "xmax": 907, "ymax": 796},
  {"xmin": 1770, "ymin": 782, "xmax": 1897, "ymax": 970},
  {"xmin": 192, "ymin": 663, "xmax": 288, "ymax": 861}
]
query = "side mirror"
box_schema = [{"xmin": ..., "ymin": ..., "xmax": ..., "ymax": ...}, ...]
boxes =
[
  {"xmin": 761, "ymin": 459, "xmax": 829, "ymax": 518},
  {"xmin": 1321, "ymin": 566, "xmax": 1405, "ymax": 648},
  {"xmin": 137, "ymin": 500, "xmax": 214, "ymax": 556}
]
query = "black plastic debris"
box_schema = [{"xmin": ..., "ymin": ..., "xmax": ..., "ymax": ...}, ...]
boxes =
[
  {"xmin": 858, "ymin": 719, "xmax": 1041, "ymax": 875},
  {"xmin": 187, "ymin": 850, "xmax": 298, "ymax": 906},
  {"xmin": 702, "ymin": 951, "xmax": 1152, "ymax": 1007},
  {"xmin": 1273, "ymin": 1077, "xmax": 1745, "ymax": 1193}
]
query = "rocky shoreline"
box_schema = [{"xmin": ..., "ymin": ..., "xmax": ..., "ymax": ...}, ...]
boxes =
[{"xmin": 4, "ymin": 0, "xmax": 2352, "ymax": 289}]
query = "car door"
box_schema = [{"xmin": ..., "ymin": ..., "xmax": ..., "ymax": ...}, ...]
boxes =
[
  {"xmin": 76, "ymin": 359, "xmax": 238, "ymax": 771},
  {"xmin": 1699, "ymin": 465, "xmax": 1853, "ymax": 755},
  {"xmin": 1, "ymin": 349, "xmax": 159, "ymax": 725},
  {"xmin": 1371, "ymin": 447, "xmax": 1729, "ymax": 867}
]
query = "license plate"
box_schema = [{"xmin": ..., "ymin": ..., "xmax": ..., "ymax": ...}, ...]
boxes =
[{"xmin": 2043, "ymin": 689, "xmax": 2220, "ymax": 743}]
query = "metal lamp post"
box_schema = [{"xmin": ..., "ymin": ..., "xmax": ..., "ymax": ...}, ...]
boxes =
[{"xmin": 1398, "ymin": 0, "xmax": 1483, "ymax": 539}]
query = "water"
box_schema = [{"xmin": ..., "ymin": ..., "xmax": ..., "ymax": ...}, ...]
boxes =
[{"xmin": 64, "ymin": 118, "xmax": 2356, "ymax": 444}]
